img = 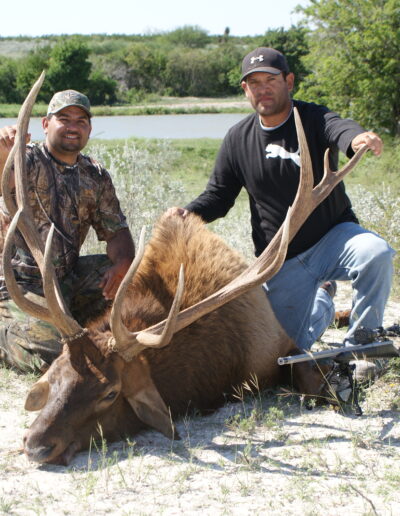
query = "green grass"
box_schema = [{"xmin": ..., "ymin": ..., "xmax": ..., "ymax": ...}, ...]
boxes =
[{"xmin": 166, "ymin": 138, "xmax": 222, "ymax": 198}]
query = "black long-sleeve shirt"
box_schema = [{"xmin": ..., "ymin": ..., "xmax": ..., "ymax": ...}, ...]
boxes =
[{"xmin": 186, "ymin": 99, "xmax": 364, "ymax": 258}]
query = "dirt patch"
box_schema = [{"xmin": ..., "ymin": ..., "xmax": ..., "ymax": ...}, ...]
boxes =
[
  {"xmin": 139, "ymin": 97, "xmax": 250, "ymax": 110},
  {"xmin": 1, "ymin": 282, "xmax": 399, "ymax": 515}
]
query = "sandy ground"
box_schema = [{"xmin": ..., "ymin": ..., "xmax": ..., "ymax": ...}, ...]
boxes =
[{"xmin": 0, "ymin": 282, "xmax": 399, "ymax": 515}]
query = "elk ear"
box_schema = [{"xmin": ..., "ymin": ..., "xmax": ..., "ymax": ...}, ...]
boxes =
[
  {"xmin": 24, "ymin": 372, "xmax": 49, "ymax": 411},
  {"xmin": 125, "ymin": 389, "xmax": 180, "ymax": 441},
  {"xmin": 121, "ymin": 358, "xmax": 180, "ymax": 440}
]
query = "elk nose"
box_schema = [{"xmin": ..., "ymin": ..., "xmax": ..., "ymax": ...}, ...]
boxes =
[
  {"xmin": 24, "ymin": 442, "xmax": 56, "ymax": 463},
  {"xmin": 23, "ymin": 432, "xmax": 56, "ymax": 462}
]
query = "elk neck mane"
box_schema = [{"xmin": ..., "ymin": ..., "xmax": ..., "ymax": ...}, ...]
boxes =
[{"xmin": 87, "ymin": 213, "xmax": 250, "ymax": 356}]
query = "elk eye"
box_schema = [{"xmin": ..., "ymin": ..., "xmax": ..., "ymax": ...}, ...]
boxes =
[{"xmin": 102, "ymin": 391, "xmax": 117, "ymax": 402}]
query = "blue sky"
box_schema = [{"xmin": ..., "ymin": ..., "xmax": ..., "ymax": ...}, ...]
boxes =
[{"xmin": 2, "ymin": 0, "xmax": 308, "ymax": 38}]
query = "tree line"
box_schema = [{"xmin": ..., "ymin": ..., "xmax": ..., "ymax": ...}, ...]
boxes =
[
  {"xmin": 0, "ymin": 26, "xmax": 308, "ymax": 104},
  {"xmin": 0, "ymin": 0, "xmax": 398, "ymax": 135}
]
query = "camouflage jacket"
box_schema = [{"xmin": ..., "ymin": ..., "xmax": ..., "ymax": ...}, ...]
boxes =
[{"xmin": 0, "ymin": 143, "xmax": 128, "ymax": 299}]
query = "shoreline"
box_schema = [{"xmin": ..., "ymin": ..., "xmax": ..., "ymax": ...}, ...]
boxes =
[{"xmin": 0, "ymin": 98, "xmax": 251, "ymax": 118}]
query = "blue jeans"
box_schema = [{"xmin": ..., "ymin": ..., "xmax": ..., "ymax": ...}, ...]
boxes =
[{"xmin": 263, "ymin": 222, "xmax": 395, "ymax": 350}]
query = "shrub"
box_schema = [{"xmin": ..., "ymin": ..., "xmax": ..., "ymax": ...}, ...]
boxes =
[
  {"xmin": 81, "ymin": 140, "xmax": 185, "ymax": 254},
  {"xmin": 349, "ymin": 183, "xmax": 400, "ymax": 295}
]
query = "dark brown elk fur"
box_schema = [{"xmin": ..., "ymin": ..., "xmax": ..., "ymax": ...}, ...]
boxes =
[{"xmin": 23, "ymin": 213, "xmax": 323, "ymax": 465}]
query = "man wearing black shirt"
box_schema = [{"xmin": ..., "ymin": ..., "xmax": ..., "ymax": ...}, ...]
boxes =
[{"xmin": 168, "ymin": 47, "xmax": 394, "ymax": 354}]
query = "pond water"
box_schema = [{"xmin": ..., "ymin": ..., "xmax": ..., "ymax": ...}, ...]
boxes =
[{"xmin": 1, "ymin": 113, "xmax": 249, "ymax": 141}]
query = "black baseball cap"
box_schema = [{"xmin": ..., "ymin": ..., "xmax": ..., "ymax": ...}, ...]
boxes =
[{"xmin": 240, "ymin": 47, "xmax": 290, "ymax": 82}]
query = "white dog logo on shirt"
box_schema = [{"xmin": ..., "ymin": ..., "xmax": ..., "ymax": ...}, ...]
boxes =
[{"xmin": 265, "ymin": 144, "xmax": 300, "ymax": 167}]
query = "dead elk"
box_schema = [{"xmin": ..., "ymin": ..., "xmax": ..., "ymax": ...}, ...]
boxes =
[{"xmin": 3, "ymin": 74, "xmax": 369, "ymax": 465}]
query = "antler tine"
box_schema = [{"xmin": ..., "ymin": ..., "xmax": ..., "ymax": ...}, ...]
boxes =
[
  {"xmin": 292, "ymin": 108, "xmax": 369, "ymax": 230},
  {"xmin": 113, "ymin": 107, "xmax": 370, "ymax": 361},
  {"xmin": 2, "ymin": 71, "xmax": 47, "ymax": 264},
  {"xmin": 110, "ymin": 226, "xmax": 146, "ymax": 344},
  {"xmin": 13, "ymin": 71, "xmax": 48, "ymax": 264},
  {"xmin": 43, "ymin": 224, "xmax": 83, "ymax": 335},
  {"xmin": 1, "ymin": 71, "xmax": 46, "ymax": 215},
  {"xmin": 136, "ymin": 264, "xmax": 185, "ymax": 347},
  {"xmin": 318, "ymin": 143, "xmax": 369, "ymax": 199},
  {"xmin": 3, "ymin": 209, "xmax": 54, "ymax": 324},
  {"xmin": 3, "ymin": 214, "xmax": 79, "ymax": 333},
  {"xmin": 2, "ymin": 72, "xmax": 84, "ymax": 336},
  {"xmin": 110, "ymin": 226, "xmax": 186, "ymax": 359},
  {"xmin": 1, "ymin": 144, "xmax": 17, "ymax": 199}
]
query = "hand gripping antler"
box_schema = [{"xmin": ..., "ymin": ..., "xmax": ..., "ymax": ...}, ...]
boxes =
[
  {"xmin": 111, "ymin": 108, "xmax": 369, "ymax": 362},
  {"xmin": 1, "ymin": 72, "xmax": 83, "ymax": 337}
]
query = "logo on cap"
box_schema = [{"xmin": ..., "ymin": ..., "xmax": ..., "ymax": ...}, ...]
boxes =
[{"xmin": 250, "ymin": 55, "xmax": 264, "ymax": 64}]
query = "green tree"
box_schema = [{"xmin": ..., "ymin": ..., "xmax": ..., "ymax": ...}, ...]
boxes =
[
  {"xmin": 260, "ymin": 26, "xmax": 310, "ymax": 84},
  {"xmin": 123, "ymin": 42, "xmax": 167, "ymax": 93},
  {"xmin": 161, "ymin": 25, "xmax": 209, "ymax": 48},
  {"xmin": 297, "ymin": 0, "xmax": 400, "ymax": 135},
  {"xmin": 0, "ymin": 57, "xmax": 19, "ymax": 103},
  {"xmin": 46, "ymin": 37, "xmax": 92, "ymax": 93},
  {"xmin": 164, "ymin": 44, "xmax": 241, "ymax": 96},
  {"xmin": 15, "ymin": 45, "xmax": 52, "ymax": 101},
  {"xmin": 86, "ymin": 70, "xmax": 117, "ymax": 105}
]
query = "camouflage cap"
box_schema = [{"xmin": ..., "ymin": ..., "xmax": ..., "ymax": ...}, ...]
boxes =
[{"xmin": 47, "ymin": 90, "xmax": 92, "ymax": 118}]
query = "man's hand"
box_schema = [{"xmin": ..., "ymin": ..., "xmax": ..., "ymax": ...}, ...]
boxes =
[
  {"xmin": 351, "ymin": 131, "xmax": 383, "ymax": 156},
  {"xmin": 99, "ymin": 260, "xmax": 131, "ymax": 300},
  {"xmin": 0, "ymin": 125, "xmax": 31, "ymax": 175},
  {"xmin": 102, "ymin": 228, "xmax": 135, "ymax": 300},
  {"xmin": 0, "ymin": 124, "xmax": 31, "ymax": 154},
  {"xmin": 165, "ymin": 206, "xmax": 190, "ymax": 218}
]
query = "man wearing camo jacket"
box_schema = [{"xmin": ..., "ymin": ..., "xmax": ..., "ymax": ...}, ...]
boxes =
[{"xmin": 0, "ymin": 89, "xmax": 135, "ymax": 372}]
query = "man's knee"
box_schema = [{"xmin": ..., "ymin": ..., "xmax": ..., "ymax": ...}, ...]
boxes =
[
  {"xmin": 353, "ymin": 233, "xmax": 394, "ymax": 271},
  {"xmin": 0, "ymin": 319, "xmax": 61, "ymax": 373},
  {"xmin": 367, "ymin": 241, "xmax": 394, "ymax": 282},
  {"xmin": 370, "ymin": 236, "xmax": 394, "ymax": 262}
]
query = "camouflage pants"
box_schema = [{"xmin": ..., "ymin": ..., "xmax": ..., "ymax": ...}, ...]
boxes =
[{"xmin": 0, "ymin": 255, "xmax": 112, "ymax": 373}]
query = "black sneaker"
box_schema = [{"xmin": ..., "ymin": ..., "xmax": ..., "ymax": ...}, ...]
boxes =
[{"xmin": 350, "ymin": 359, "xmax": 388, "ymax": 383}]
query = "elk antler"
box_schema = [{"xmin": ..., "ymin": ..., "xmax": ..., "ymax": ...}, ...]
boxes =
[
  {"xmin": 2, "ymin": 73, "xmax": 83, "ymax": 337},
  {"xmin": 111, "ymin": 107, "xmax": 369, "ymax": 362}
]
